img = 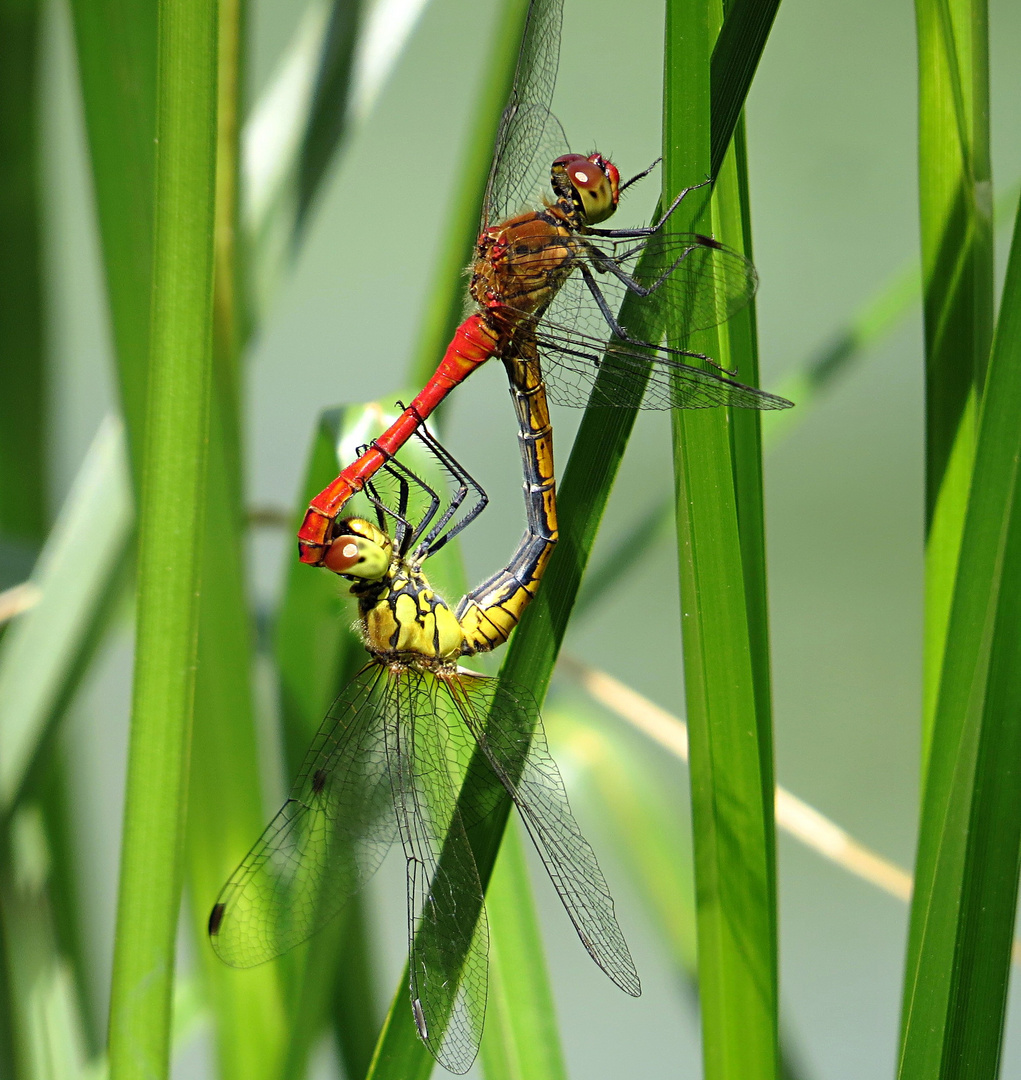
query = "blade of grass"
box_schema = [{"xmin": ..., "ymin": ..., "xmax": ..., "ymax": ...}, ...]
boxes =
[
  {"xmin": 665, "ymin": 0, "xmax": 777, "ymax": 1076},
  {"xmin": 916, "ymin": 0, "xmax": 993, "ymax": 758},
  {"xmin": 709, "ymin": 0, "xmax": 781, "ymax": 178},
  {"xmin": 0, "ymin": 0, "xmax": 45, "ymax": 543},
  {"xmin": 244, "ymin": 0, "xmax": 430, "ymax": 317},
  {"xmin": 106, "ymin": 3, "xmax": 219, "ymax": 1076},
  {"xmin": 897, "ymin": 193, "xmax": 1021, "ymax": 1080}
]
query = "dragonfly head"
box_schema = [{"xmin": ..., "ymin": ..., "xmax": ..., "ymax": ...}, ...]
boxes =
[
  {"xmin": 324, "ymin": 519, "xmax": 392, "ymax": 580},
  {"xmin": 551, "ymin": 153, "xmax": 620, "ymax": 225}
]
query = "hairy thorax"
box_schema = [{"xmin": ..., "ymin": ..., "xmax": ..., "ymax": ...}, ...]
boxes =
[
  {"xmin": 357, "ymin": 566, "xmax": 466, "ymax": 667},
  {"xmin": 470, "ymin": 203, "xmax": 580, "ymax": 318}
]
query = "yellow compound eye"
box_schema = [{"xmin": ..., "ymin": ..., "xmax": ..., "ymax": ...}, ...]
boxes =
[{"xmin": 324, "ymin": 532, "xmax": 390, "ymax": 579}]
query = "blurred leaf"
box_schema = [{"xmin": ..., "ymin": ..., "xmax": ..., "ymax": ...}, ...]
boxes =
[
  {"xmin": 0, "ymin": 806, "xmax": 90, "ymax": 1080},
  {"xmin": 897, "ymin": 194, "xmax": 1021, "ymax": 1080},
  {"xmin": 182, "ymin": 5, "xmax": 290, "ymax": 1078},
  {"xmin": 0, "ymin": 0, "xmax": 46, "ymax": 542},
  {"xmin": 244, "ymin": 0, "xmax": 433, "ymax": 317},
  {"xmin": 0, "ymin": 416, "xmax": 131, "ymax": 817},
  {"xmin": 916, "ymin": 0, "xmax": 993, "ymax": 755},
  {"xmin": 68, "ymin": 0, "xmax": 156, "ymax": 467}
]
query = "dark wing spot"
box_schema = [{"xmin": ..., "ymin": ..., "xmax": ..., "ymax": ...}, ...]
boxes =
[
  {"xmin": 694, "ymin": 233, "xmax": 723, "ymax": 249},
  {"xmin": 312, "ymin": 768, "xmax": 328, "ymax": 795},
  {"xmin": 208, "ymin": 902, "xmax": 226, "ymax": 937}
]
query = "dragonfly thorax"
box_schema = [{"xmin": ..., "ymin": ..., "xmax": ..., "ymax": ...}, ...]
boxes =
[
  {"xmin": 471, "ymin": 213, "xmax": 576, "ymax": 319},
  {"xmin": 360, "ymin": 566, "xmax": 465, "ymax": 665}
]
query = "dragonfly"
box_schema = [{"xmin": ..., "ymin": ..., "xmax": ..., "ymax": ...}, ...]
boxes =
[
  {"xmin": 210, "ymin": 419, "xmax": 635, "ymax": 1073},
  {"xmin": 297, "ymin": 0, "xmax": 793, "ymax": 568}
]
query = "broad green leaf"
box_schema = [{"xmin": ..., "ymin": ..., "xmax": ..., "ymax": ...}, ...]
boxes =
[{"xmin": 664, "ymin": 2, "xmax": 777, "ymax": 1078}]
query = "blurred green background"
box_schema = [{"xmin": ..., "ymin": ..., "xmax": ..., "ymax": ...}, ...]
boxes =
[{"xmin": 26, "ymin": 0, "xmax": 1021, "ymax": 1075}]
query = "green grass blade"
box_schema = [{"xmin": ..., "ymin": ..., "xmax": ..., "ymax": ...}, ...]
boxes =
[
  {"xmin": 106, "ymin": 2, "xmax": 219, "ymax": 1075},
  {"xmin": 897, "ymin": 193, "xmax": 1021, "ymax": 1080},
  {"xmin": 709, "ymin": 0, "xmax": 781, "ymax": 177},
  {"xmin": 665, "ymin": 1, "xmax": 778, "ymax": 1076},
  {"xmin": 295, "ymin": 0, "xmax": 364, "ymax": 229},
  {"xmin": 916, "ymin": 0, "xmax": 993, "ymax": 754},
  {"xmin": 0, "ymin": 0, "xmax": 45, "ymax": 543},
  {"xmin": 244, "ymin": 0, "xmax": 425, "ymax": 317},
  {"xmin": 0, "ymin": 417, "xmax": 131, "ymax": 817}
]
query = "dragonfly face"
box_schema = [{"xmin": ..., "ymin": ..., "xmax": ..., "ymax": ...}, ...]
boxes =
[
  {"xmin": 322, "ymin": 518, "xmax": 392, "ymax": 577},
  {"xmin": 328, "ymin": 516, "xmax": 467, "ymax": 665},
  {"xmin": 551, "ymin": 152, "xmax": 621, "ymax": 226}
]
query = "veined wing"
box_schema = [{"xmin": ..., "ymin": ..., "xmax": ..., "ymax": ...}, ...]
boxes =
[
  {"xmin": 576, "ymin": 230, "xmax": 759, "ymax": 338},
  {"xmin": 442, "ymin": 672, "xmax": 642, "ymax": 998},
  {"xmin": 482, "ymin": 0, "xmax": 568, "ymax": 227},
  {"xmin": 209, "ymin": 663, "xmax": 396, "ymax": 968},
  {"xmin": 386, "ymin": 670, "xmax": 489, "ymax": 1075},
  {"xmin": 531, "ymin": 321, "xmax": 793, "ymax": 411}
]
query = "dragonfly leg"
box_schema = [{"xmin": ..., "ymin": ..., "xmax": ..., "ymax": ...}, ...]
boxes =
[
  {"xmin": 586, "ymin": 238, "xmax": 706, "ymax": 301},
  {"xmin": 617, "ymin": 156, "xmax": 662, "ymax": 195},
  {"xmin": 410, "ymin": 424, "xmax": 489, "ymax": 558},
  {"xmin": 586, "ymin": 175, "xmax": 713, "ymax": 239},
  {"xmin": 363, "ymin": 434, "xmax": 442, "ymax": 558}
]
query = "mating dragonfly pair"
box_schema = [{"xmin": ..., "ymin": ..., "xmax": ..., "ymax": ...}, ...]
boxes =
[{"xmin": 210, "ymin": 0, "xmax": 793, "ymax": 1070}]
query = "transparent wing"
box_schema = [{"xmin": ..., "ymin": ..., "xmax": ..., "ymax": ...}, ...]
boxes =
[
  {"xmin": 482, "ymin": 0, "xmax": 568, "ymax": 227},
  {"xmin": 209, "ymin": 664, "xmax": 397, "ymax": 967},
  {"xmin": 532, "ymin": 322, "xmax": 793, "ymax": 411},
  {"xmin": 491, "ymin": 229, "xmax": 788, "ymax": 410},
  {"xmin": 442, "ymin": 672, "xmax": 642, "ymax": 998},
  {"xmin": 386, "ymin": 671, "xmax": 489, "ymax": 1075}
]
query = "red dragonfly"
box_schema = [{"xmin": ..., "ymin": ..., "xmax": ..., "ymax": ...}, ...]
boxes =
[{"xmin": 299, "ymin": 0, "xmax": 793, "ymax": 568}]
